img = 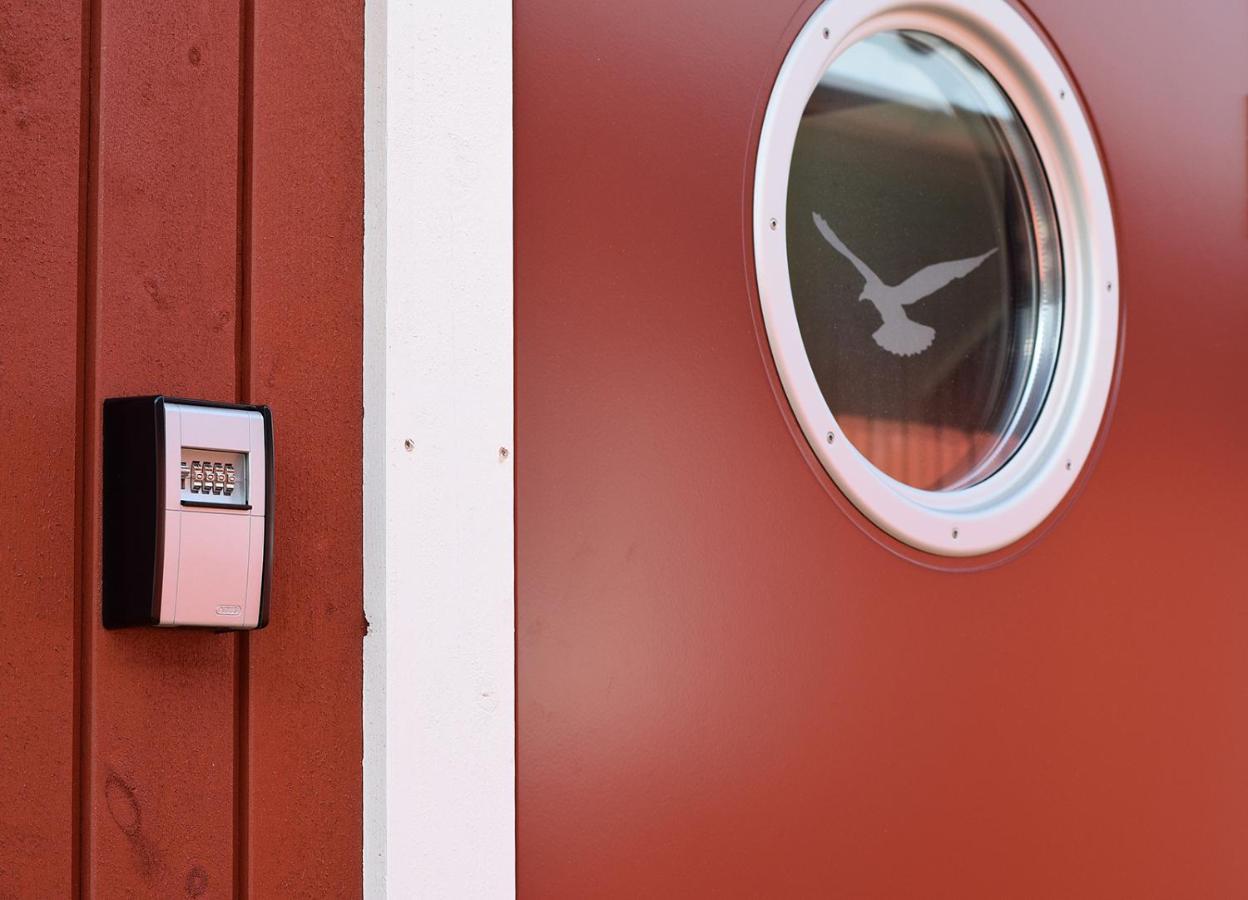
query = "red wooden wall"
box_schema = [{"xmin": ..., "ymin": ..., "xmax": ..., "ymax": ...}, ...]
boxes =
[
  {"xmin": 1, "ymin": 2, "xmax": 364, "ymax": 896},
  {"xmin": 516, "ymin": 0, "xmax": 1248, "ymax": 896}
]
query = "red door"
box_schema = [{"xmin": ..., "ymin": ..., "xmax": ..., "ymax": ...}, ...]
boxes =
[{"xmin": 516, "ymin": 0, "xmax": 1248, "ymax": 895}]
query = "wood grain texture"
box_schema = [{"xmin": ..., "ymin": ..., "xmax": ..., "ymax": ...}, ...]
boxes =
[
  {"xmin": 0, "ymin": 2, "xmax": 83, "ymax": 895},
  {"xmin": 0, "ymin": 0, "xmax": 365, "ymax": 894},
  {"xmin": 515, "ymin": 0, "xmax": 1248, "ymax": 896},
  {"xmin": 83, "ymin": 1, "xmax": 242, "ymax": 895},
  {"xmin": 246, "ymin": 1, "xmax": 364, "ymax": 895}
]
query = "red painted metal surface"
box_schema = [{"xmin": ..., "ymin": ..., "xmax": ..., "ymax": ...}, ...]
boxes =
[
  {"xmin": 0, "ymin": 4, "xmax": 83, "ymax": 896},
  {"xmin": 515, "ymin": 1, "xmax": 1248, "ymax": 896},
  {"xmin": 0, "ymin": 1, "xmax": 363, "ymax": 895}
]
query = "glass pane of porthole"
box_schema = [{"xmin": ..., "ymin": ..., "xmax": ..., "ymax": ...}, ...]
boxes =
[{"xmin": 786, "ymin": 30, "xmax": 1061, "ymax": 491}]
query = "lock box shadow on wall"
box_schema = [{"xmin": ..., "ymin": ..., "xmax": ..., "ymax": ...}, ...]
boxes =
[{"xmin": 103, "ymin": 396, "xmax": 273, "ymax": 630}]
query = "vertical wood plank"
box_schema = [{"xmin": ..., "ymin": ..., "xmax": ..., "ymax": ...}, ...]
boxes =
[
  {"xmin": 84, "ymin": 1, "xmax": 242, "ymax": 895},
  {"xmin": 246, "ymin": 1, "xmax": 364, "ymax": 895},
  {"xmin": 0, "ymin": 3, "xmax": 83, "ymax": 895}
]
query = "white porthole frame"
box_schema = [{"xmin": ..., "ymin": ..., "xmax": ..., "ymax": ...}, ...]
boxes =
[{"xmin": 754, "ymin": 0, "xmax": 1118, "ymax": 557}]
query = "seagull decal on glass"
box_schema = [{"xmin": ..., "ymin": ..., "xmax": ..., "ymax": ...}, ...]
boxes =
[{"xmin": 812, "ymin": 211, "xmax": 997, "ymax": 357}]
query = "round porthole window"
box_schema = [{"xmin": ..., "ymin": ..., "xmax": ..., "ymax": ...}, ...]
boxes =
[{"xmin": 754, "ymin": 0, "xmax": 1118, "ymax": 556}]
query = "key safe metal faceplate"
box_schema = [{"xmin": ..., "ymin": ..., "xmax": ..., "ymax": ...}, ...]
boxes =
[{"xmin": 103, "ymin": 396, "xmax": 273, "ymax": 629}]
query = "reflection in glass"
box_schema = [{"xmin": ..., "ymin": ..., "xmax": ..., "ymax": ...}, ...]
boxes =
[{"xmin": 787, "ymin": 30, "xmax": 1060, "ymax": 491}]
